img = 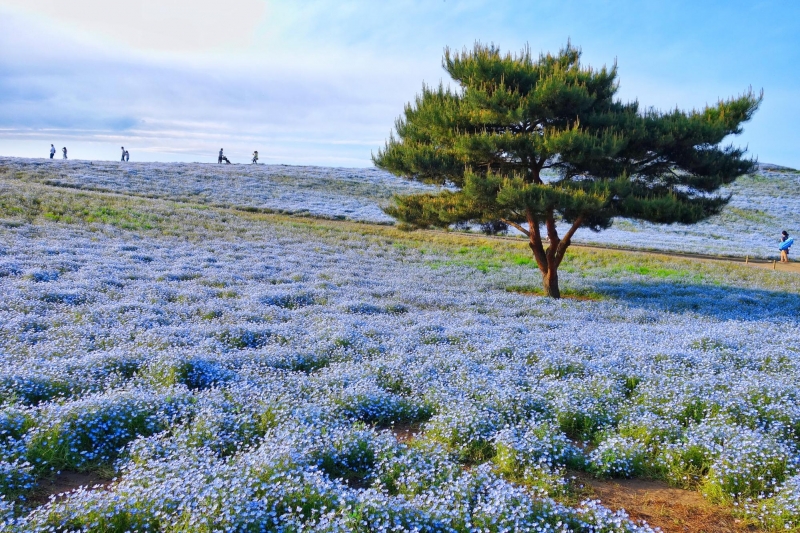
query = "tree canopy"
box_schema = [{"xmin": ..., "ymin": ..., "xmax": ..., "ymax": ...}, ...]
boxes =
[{"xmin": 373, "ymin": 42, "xmax": 761, "ymax": 298}]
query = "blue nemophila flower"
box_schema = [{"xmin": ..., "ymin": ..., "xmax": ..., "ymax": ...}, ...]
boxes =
[{"xmin": 0, "ymin": 172, "xmax": 798, "ymax": 531}]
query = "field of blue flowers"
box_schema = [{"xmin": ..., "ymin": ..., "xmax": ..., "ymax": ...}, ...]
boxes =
[
  {"xmin": 2, "ymin": 157, "xmax": 798, "ymax": 258},
  {"xmin": 1, "ymin": 159, "xmax": 800, "ymax": 532}
]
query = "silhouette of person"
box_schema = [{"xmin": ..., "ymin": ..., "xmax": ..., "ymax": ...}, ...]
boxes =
[
  {"xmin": 218, "ymin": 148, "xmax": 224, "ymax": 164},
  {"xmin": 124, "ymin": 149, "xmax": 129, "ymax": 162},
  {"xmin": 50, "ymin": 144, "xmax": 56, "ymax": 159},
  {"xmin": 62, "ymin": 147, "xmax": 68, "ymax": 159},
  {"xmin": 252, "ymin": 150, "xmax": 258, "ymax": 164},
  {"xmin": 121, "ymin": 146, "xmax": 126, "ymax": 161}
]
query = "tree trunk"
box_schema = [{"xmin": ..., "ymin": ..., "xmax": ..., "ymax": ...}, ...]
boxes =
[
  {"xmin": 542, "ymin": 266, "xmax": 560, "ymax": 299},
  {"xmin": 527, "ymin": 237, "xmax": 562, "ymax": 299},
  {"xmin": 522, "ymin": 208, "xmax": 584, "ymax": 299}
]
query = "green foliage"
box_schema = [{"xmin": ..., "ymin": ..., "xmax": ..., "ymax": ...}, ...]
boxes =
[
  {"xmin": 0, "ymin": 408, "xmax": 35, "ymax": 443},
  {"xmin": 26, "ymin": 410, "xmax": 154, "ymax": 472},
  {"xmin": 214, "ymin": 328, "xmax": 278, "ymax": 350},
  {"xmin": 458, "ymin": 438, "xmax": 496, "ymax": 464},
  {"xmin": 556, "ymin": 410, "xmax": 600, "ymax": 442},
  {"xmin": 504, "ymin": 284, "xmax": 604, "ymax": 301},
  {"xmin": 311, "ymin": 426, "xmax": 379, "ymax": 488},
  {"xmin": 661, "ymin": 444, "xmax": 714, "ymax": 488},
  {"xmin": 376, "ymin": 42, "xmax": 759, "ymax": 231},
  {"xmin": 35, "ymin": 504, "xmax": 163, "ymax": 533},
  {"xmin": 8, "ymin": 193, "xmax": 159, "ymax": 230},
  {"xmin": 0, "ymin": 376, "xmax": 73, "ymax": 406},
  {"xmin": 140, "ymin": 358, "xmax": 231, "ymax": 390}
]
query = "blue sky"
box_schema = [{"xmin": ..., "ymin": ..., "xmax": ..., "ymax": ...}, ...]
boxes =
[{"xmin": 0, "ymin": 0, "xmax": 798, "ymax": 168}]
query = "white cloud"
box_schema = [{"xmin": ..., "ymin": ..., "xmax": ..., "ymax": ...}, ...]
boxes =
[
  {"xmin": 1, "ymin": 0, "xmax": 798, "ymax": 168},
  {"xmin": 1, "ymin": 0, "xmax": 267, "ymax": 52},
  {"xmin": 0, "ymin": 4, "xmax": 430, "ymax": 165}
]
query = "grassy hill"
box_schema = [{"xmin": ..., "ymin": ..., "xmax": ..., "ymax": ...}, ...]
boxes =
[
  {"xmin": 0, "ymin": 159, "xmax": 799, "ymax": 532},
  {"xmin": 2, "ymin": 157, "xmax": 798, "ymax": 258}
]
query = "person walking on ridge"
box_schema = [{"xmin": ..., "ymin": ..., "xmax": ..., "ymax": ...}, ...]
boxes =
[
  {"xmin": 49, "ymin": 144, "xmax": 56, "ymax": 159},
  {"xmin": 62, "ymin": 147, "xmax": 68, "ymax": 159},
  {"xmin": 121, "ymin": 146, "xmax": 126, "ymax": 161},
  {"xmin": 252, "ymin": 150, "xmax": 258, "ymax": 164},
  {"xmin": 218, "ymin": 148, "xmax": 224, "ymax": 164},
  {"xmin": 124, "ymin": 149, "xmax": 129, "ymax": 162},
  {"xmin": 780, "ymin": 230, "xmax": 792, "ymax": 263}
]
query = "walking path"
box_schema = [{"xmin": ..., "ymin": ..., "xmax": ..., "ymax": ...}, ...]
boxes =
[{"xmin": 428, "ymin": 229, "xmax": 800, "ymax": 274}]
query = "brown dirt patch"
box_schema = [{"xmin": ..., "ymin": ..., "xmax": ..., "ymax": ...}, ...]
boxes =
[
  {"xmin": 28, "ymin": 470, "xmax": 113, "ymax": 506},
  {"xmin": 389, "ymin": 422, "xmax": 423, "ymax": 443},
  {"xmin": 575, "ymin": 474, "xmax": 758, "ymax": 533}
]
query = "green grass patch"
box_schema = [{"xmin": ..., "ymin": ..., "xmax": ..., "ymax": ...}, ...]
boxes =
[
  {"xmin": 622, "ymin": 265, "xmax": 699, "ymax": 279},
  {"xmin": 505, "ymin": 284, "xmax": 605, "ymax": 301}
]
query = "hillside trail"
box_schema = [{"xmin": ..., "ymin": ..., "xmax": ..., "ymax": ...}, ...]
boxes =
[{"xmin": 425, "ymin": 229, "xmax": 800, "ymax": 275}]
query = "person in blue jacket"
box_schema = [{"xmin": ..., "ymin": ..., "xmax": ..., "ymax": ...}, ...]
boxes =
[{"xmin": 780, "ymin": 230, "xmax": 792, "ymax": 263}]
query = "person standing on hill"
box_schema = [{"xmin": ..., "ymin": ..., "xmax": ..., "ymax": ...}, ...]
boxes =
[
  {"xmin": 252, "ymin": 150, "xmax": 258, "ymax": 164},
  {"xmin": 62, "ymin": 147, "xmax": 68, "ymax": 159},
  {"xmin": 218, "ymin": 148, "xmax": 224, "ymax": 164},
  {"xmin": 124, "ymin": 149, "xmax": 129, "ymax": 162},
  {"xmin": 49, "ymin": 144, "xmax": 56, "ymax": 159},
  {"xmin": 780, "ymin": 230, "xmax": 792, "ymax": 262},
  {"xmin": 121, "ymin": 146, "xmax": 126, "ymax": 161}
]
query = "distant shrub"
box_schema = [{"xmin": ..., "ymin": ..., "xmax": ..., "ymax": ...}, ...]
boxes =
[
  {"xmin": 39, "ymin": 291, "xmax": 87, "ymax": 305},
  {"xmin": 27, "ymin": 269, "xmax": 59, "ymax": 282},
  {"xmin": 214, "ymin": 327, "xmax": 275, "ymax": 350},
  {"xmin": 141, "ymin": 357, "xmax": 234, "ymax": 389},
  {"xmin": 480, "ymin": 220, "xmax": 508, "ymax": 235},
  {"xmin": 261, "ymin": 292, "xmax": 316, "ymax": 309},
  {"xmin": 345, "ymin": 302, "xmax": 408, "ymax": 315},
  {"xmin": 164, "ymin": 272, "xmax": 201, "ymax": 282}
]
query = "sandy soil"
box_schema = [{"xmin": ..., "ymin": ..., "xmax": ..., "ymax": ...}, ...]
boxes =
[
  {"xmin": 391, "ymin": 425, "xmax": 761, "ymax": 533},
  {"xmin": 576, "ymin": 474, "xmax": 759, "ymax": 533}
]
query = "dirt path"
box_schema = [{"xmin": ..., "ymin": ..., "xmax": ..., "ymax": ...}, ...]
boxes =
[
  {"xmin": 742, "ymin": 259, "xmax": 800, "ymax": 274},
  {"xmin": 577, "ymin": 475, "xmax": 758, "ymax": 533},
  {"xmin": 28, "ymin": 471, "xmax": 112, "ymax": 506}
]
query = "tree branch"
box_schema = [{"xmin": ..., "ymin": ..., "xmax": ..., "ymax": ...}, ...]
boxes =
[
  {"xmin": 544, "ymin": 210, "xmax": 560, "ymax": 257},
  {"xmin": 531, "ymin": 157, "xmax": 545, "ymax": 185},
  {"xmin": 500, "ymin": 218, "xmax": 530, "ymax": 236},
  {"xmin": 526, "ymin": 209, "xmax": 548, "ymax": 274},
  {"xmin": 555, "ymin": 216, "xmax": 584, "ymax": 267}
]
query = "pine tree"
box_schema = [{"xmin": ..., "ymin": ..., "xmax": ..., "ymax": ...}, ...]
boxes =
[{"xmin": 373, "ymin": 43, "xmax": 761, "ymax": 298}]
